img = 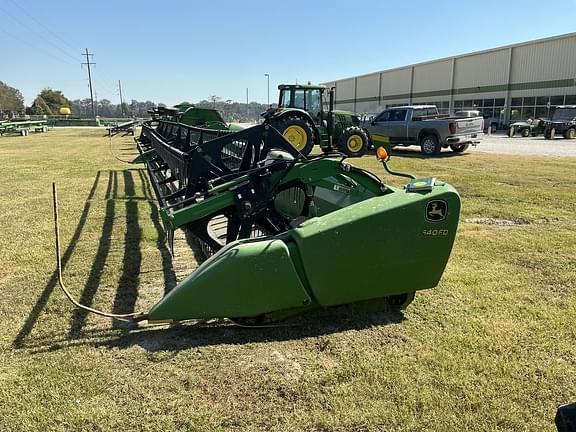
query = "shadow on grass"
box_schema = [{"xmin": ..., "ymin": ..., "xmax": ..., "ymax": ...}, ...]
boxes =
[
  {"xmin": 13, "ymin": 168, "xmax": 175, "ymax": 347},
  {"xmin": 18, "ymin": 301, "xmax": 408, "ymax": 354},
  {"xmin": 391, "ymin": 147, "xmax": 472, "ymax": 159},
  {"xmin": 12, "ymin": 171, "xmax": 102, "ymax": 348},
  {"xmin": 68, "ymin": 170, "xmax": 118, "ymax": 337}
]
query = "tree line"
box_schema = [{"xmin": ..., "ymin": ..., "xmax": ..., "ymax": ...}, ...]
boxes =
[{"xmin": 0, "ymin": 82, "xmax": 271, "ymax": 122}]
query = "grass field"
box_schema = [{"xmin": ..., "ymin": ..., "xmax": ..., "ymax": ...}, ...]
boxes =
[{"xmin": 0, "ymin": 128, "xmax": 575, "ymax": 431}]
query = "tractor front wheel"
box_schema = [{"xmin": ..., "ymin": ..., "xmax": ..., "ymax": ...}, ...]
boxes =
[
  {"xmin": 521, "ymin": 128, "xmax": 530, "ymax": 137},
  {"xmin": 276, "ymin": 116, "xmax": 315, "ymax": 156},
  {"xmin": 564, "ymin": 128, "xmax": 576, "ymax": 139},
  {"xmin": 338, "ymin": 127, "xmax": 369, "ymax": 157}
]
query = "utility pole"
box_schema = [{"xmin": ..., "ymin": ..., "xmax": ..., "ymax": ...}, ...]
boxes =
[
  {"xmin": 118, "ymin": 80, "xmax": 124, "ymax": 117},
  {"xmin": 81, "ymin": 48, "xmax": 96, "ymax": 117},
  {"xmin": 264, "ymin": 74, "xmax": 270, "ymax": 107},
  {"xmin": 246, "ymin": 88, "xmax": 249, "ymax": 120}
]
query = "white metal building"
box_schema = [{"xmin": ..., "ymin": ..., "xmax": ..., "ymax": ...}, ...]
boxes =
[{"xmin": 323, "ymin": 32, "xmax": 576, "ymax": 126}]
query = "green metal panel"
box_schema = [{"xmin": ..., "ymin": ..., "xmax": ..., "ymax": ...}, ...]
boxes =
[
  {"xmin": 148, "ymin": 239, "xmax": 312, "ymax": 321},
  {"xmin": 289, "ymin": 184, "xmax": 460, "ymax": 306},
  {"xmin": 179, "ymin": 107, "xmax": 228, "ymax": 128}
]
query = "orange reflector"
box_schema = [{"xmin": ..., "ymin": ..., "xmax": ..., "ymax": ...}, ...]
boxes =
[{"xmin": 376, "ymin": 147, "xmax": 388, "ymax": 160}]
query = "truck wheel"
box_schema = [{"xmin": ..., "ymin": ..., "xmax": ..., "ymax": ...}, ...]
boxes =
[
  {"xmin": 508, "ymin": 126, "xmax": 516, "ymax": 137},
  {"xmin": 420, "ymin": 135, "xmax": 440, "ymax": 156},
  {"xmin": 521, "ymin": 128, "xmax": 530, "ymax": 137},
  {"xmin": 275, "ymin": 116, "xmax": 315, "ymax": 156},
  {"xmin": 450, "ymin": 143, "xmax": 469, "ymax": 153},
  {"xmin": 338, "ymin": 126, "xmax": 368, "ymax": 157},
  {"xmin": 564, "ymin": 128, "xmax": 576, "ymax": 139},
  {"xmin": 544, "ymin": 128, "xmax": 552, "ymax": 140}
]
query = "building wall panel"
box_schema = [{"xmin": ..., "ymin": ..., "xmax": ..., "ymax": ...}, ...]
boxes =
[
  {"xmin": 356, "ymin": 73, "xmax": 380, "ymax": 99},
  {"xmin": 412, "ymin": 60, "xmax": 452, "ymax": 93},
  {"xmin": 380, "ymin": 68, "xmax": 412, "ymax": 98},
  {"xmin": 511, "ymin": 37, "xmax": 576, "ymax": 84},
  {"xmin": 335, "ymin": 78, "xmax": 355, "ymax": 102},
  {"xmin": 453, "ymin": 49, "xmax": 509, "ymax": 89}
]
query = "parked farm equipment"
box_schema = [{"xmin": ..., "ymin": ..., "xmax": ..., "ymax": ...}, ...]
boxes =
[
  {"xmin": 150, "ymin": 103, "xmax": 244, "ymax": 131},
  {"xmin": 53, "ymin": 117, "xmax": 461, "ymax": 326},
  {"xmin": 106, "ymin": 120, "xmax": 137, "ymax": 136},
  {"xmin": 262, "ymin": 84, "xmax": 372, "ymax": 157},
  {"xmin": 0, "ymin": 119, "xmax": 48, "ymax": 136},
  {"xmin": 508, "ymin": 118, "xmax": 544, "ymax": 137}
]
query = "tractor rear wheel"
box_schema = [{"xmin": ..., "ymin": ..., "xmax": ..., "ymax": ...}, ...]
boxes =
[
  {"xmin": 338, "ymin": 127, "xmax": 368, "ymax": 157},
  {"xmin": 275, "ymin": 116, "xmax": 315, "ymax": 156},
  {"xmin": 565, "ymin": 128, "xmax": 576, "ymax": 139}
]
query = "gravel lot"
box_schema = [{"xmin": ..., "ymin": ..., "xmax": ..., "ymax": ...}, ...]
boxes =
[{"xmin": 473, "ymin": 132, "xmax": 576, "ymax": 157}]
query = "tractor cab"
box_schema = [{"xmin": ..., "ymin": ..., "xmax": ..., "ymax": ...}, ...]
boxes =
[{"xmin": 278, "ymin": 84, "xmax": 325, "ymax": 125}]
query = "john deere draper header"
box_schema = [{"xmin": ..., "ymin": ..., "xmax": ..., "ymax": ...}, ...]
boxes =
[{"xmin": 54, "ymin": 110, "xmax": 461, "ymax": 326}]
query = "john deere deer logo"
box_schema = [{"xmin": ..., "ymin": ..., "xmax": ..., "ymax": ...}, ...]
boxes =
[{"xmin": 426, "ymin": 200, "xmax": 447, "ymax": 222}]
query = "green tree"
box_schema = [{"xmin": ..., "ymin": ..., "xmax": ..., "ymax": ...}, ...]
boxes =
[
  {"xmin": 0, "ymin": 81, "xmax": 25, "ymax": 115},
  {"xmin": 30, "ymin": 88, "xmax": 70, "ymax": 115}
]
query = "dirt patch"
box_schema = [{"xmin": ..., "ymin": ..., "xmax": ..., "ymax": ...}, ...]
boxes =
[
  {"xmin": 465, "ymin": 217, "xmax": 530, "ymax": 226},
  {"xmin": 465, "ymin": 217, "xmax": 557, "ymax": 226}
]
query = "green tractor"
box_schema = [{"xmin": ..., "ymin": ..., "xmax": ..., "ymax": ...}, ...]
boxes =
[{"xmin": 262, "ymin": 84, "xmax": 371, "ymax": 157}]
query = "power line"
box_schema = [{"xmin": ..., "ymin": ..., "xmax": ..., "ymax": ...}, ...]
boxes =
[
  {"xmin": 0, "ymin": 25, "xmax": 76, "ymax": 67},
  {"xmin": 6, "ymin": 0, "xmax": 81, "ymax": 56},
  {"xmin": 0, "ymin": 3, "xmax": 80, "ymax": 64}
]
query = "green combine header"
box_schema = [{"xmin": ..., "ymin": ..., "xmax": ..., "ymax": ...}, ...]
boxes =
[{"xmin": 54, "ymin": 115, "xmax": 460, "ymax": 326}]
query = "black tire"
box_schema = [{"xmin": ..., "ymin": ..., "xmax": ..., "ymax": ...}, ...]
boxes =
[
  {"xmin": 420, "ymin": 134, "xmax": 440, "ymax": 156},
  {"xmin": 544, "ymin": 128, "xmax": 552, "ymax": 140},
  {"xmin": 450, "ymin": 143, "xmax": 470, "ymax": 153},
  {"xmin": 338, "ymin": 126, "xmax": 368, "ymax": 157},
  {"xmin": 275, "ymin": 116, "xmax": 315, "ymax": 156},
  {"xmin": 564, "ymin": 128, "xmax": 576, "ymax": 139},
  {"xmin": 521, "ymin": 128, "xmax": 530, "ymax": 137},
  {"xmin": 387, "ymin": 292, "xmax": 415, "ymax": 310}
]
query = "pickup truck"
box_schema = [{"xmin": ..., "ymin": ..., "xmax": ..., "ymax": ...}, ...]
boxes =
[{"xmin": 365, "ymin": 105, "xmax": 483, "ymax": 155}]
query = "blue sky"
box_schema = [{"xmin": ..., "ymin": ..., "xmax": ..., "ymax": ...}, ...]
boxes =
[{"xmin": 1, "ymin": 0, "xmax": 575, "ymax": 106}]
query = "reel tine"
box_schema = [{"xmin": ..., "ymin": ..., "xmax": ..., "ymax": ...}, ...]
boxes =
[{"xmin": 168, "ymin": 228, "xmax": 175, "ymax": 257}]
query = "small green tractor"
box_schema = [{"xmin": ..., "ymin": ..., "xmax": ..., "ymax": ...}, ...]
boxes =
[{"xmin": 262, "ymin": 84, "xmax": 372, "ymax": 157}]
